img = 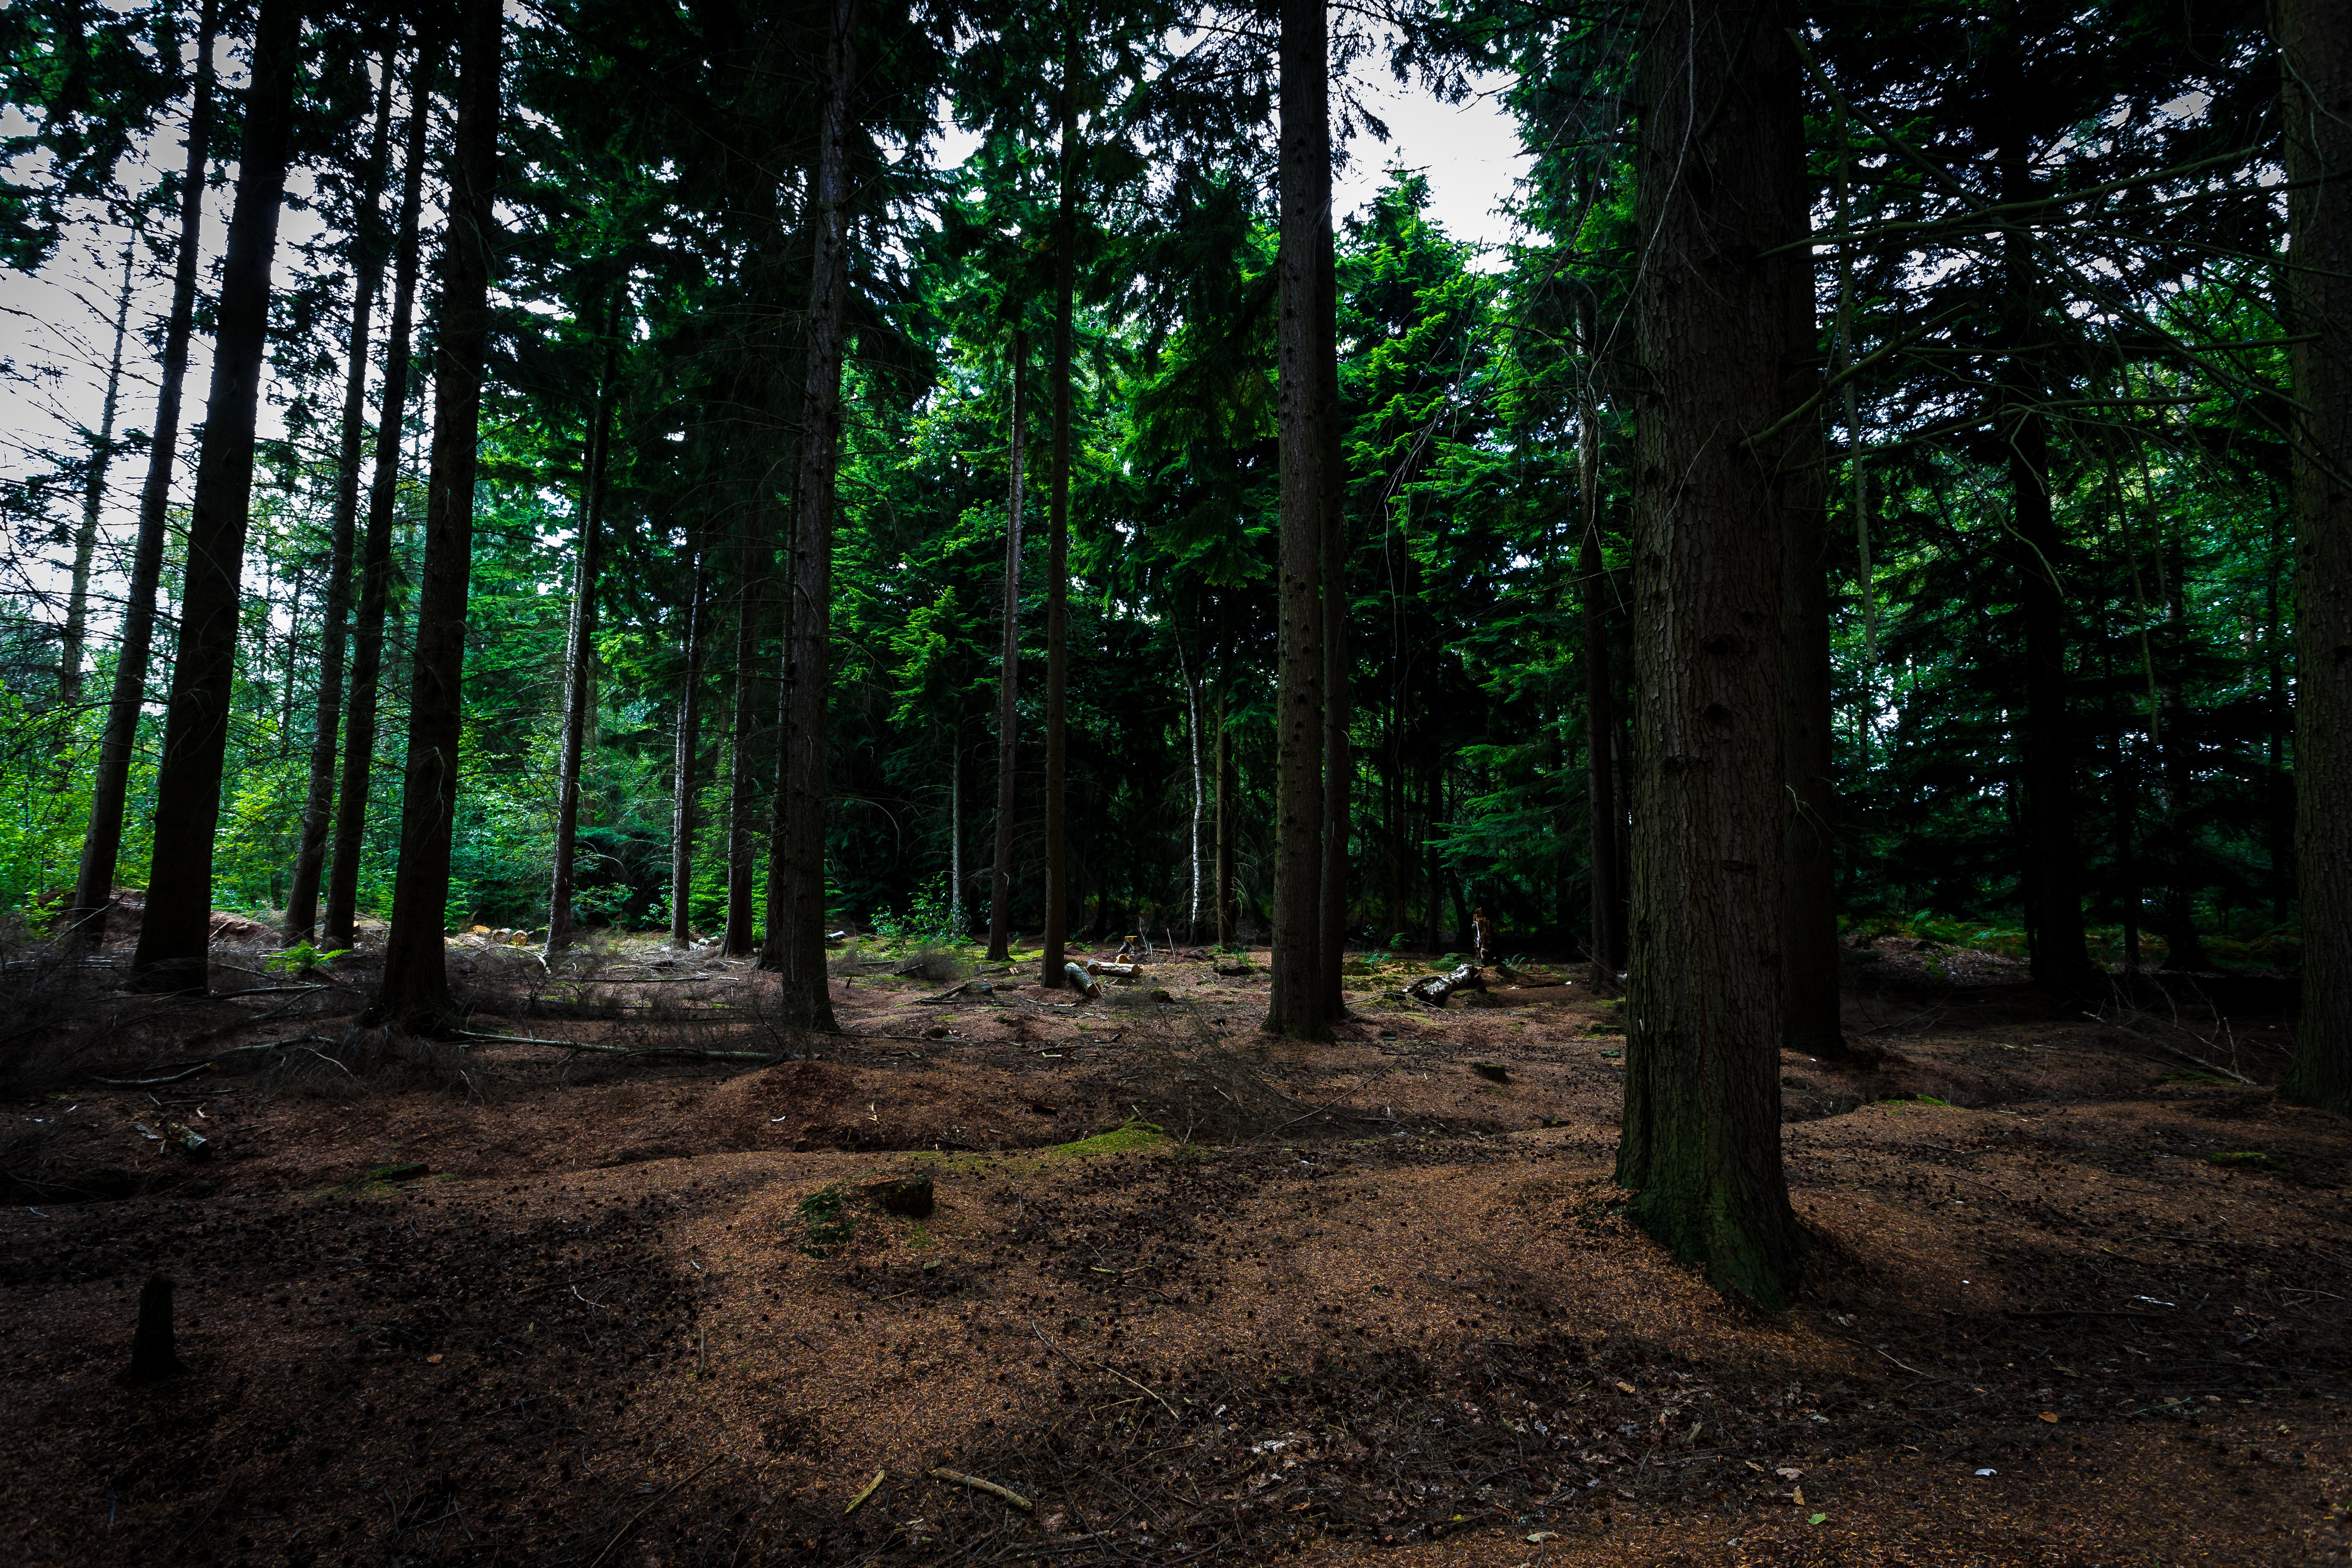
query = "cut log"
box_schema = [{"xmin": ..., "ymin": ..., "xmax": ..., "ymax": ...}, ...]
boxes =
[
  {"xmin": 1406, "ymin": 964, "xmax": 1484, "ymax": 1005},
  {"xmin": 1062, "ymin": 961, "xmax": 1101, "ymax": 998},
  {"xmin": 1084, "ymin": 961, "xmax": 1140, "ymax": 979}
]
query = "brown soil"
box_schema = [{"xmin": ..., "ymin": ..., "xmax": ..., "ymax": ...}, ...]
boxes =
[{"xmin": 0, "ymin": 934, "xmax": 2343, "ymax": 1567}]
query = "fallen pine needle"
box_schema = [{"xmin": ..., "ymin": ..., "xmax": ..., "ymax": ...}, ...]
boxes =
[
  {"xmin": 928, "ymin": 1468, "xmax": 1032, "ymax": 1512},
  {"xmin": 843, "ymin": 1470, "xmax": 885, "ymax": 1515}
]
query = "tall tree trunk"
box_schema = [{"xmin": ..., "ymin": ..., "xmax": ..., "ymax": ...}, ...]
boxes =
[
  {"xmin": 2266, "ymin": 539, "xmax": 2293, "ymax": 925},
  {"xmin": 324, "ymin": 35, "xmax": 437, "ymax": 952},
  {"xmin": 60, "ymin": 240, "xmax": 136, "ymax": 715},
  {"xmin": 761, "ymin": 0, "xmax": 854, "ymax": 1035},
  {"xmin": 2281, "ymin": 0, "xmax": 2351, "ymax": 1110},
  {"xmin": 949, "ymin": 726, "xmax": 964, "ymax": 930},
  {"xmin": 1317, "ymin": 224, "xmax": 1350, "ymax": 1011},
  {"xmin": 1994, "ymin": 57, "xmax": 2095, "ymax": 994},
  {"xmin": 548, "ymin": 298, "xmax": 623, "ymax": 949},
  {"xmin": 722, "ymin": 529, "xmax": 765, "ymax": 956},
  {"xmin": 987, "ymin": 331, "xmax": 1027, "ymax": 961},
  {"xmin": 1780, "ymin": 165, "xmax": 1841, "ymax": 1056},
  {"xmin": 1176, "ymin": 618, "xmax": 1203, "ymax": 944},
  {"xmin": 128, "ymin": 0, "xmax": 301, "ymax": 991},
  {"xmin": 364, "ymin": 0, "xmax": 501, "ymax": 1032},
  {"xmin": 69, "ymin": 0, "xmax": 220, "ymax": 945},
  {"xmin": 283, "ymin": 55, "xmax": 396, "ymax": 942},
  {"xmin": 2156, "ymin": 534, "xmax": 2208, "ymax": 969},
  {"xmin": 1214, "ymin": 690, "xmax": 1233, "ymax": 946},
  {"xmin": 1265, "ymin": 0, "xmax": 1329, "ymax": 1040},
  {"xmin": 1614, "ymin": 0, "xmax": 1804, "ymax": 1308},
  {"xmin": 1039, "ymin": 27, "xmax": 1078, "ymax": 989},
  {"xmin": 669, "ymin": 546, "xmax": 709, "ymax": 946},
  {"xmin": 1576, "ymin": 301, "xmax": 1623, "ymax": 981}
]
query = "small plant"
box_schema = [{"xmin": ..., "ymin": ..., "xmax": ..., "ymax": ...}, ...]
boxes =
[
  {"xmin": 872, "ymin": 878, "xmax": 965, "ymax": 948},
  {"xmin": 796, "ymin": 1187, "xmax": 858, "ymax": 1256},
  {"xmin": 263, "ymin": 940, "xmax": 350, "ymax": 975}
]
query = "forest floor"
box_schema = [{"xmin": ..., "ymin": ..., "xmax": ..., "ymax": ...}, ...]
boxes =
[{"xmin": 0, "ymin": 921, "xmax": 2344, "ymax": 1567}]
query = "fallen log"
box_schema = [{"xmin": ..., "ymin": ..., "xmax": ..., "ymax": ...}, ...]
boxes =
[
  {"xmin": 1084, "ymin": 961, "xmax": 1141, "ymax": 980},
  {"xmin": 1406, "ymin": 964, "xmax": 1484, "ymax": 1005},
  {"xmin": 1061, "ymin": 962, "xmax": 1102, "ymax": 998}
]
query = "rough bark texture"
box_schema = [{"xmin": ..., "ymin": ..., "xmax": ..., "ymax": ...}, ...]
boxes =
[
  {"xmin": 364, "ymin": 0, "xmax": 501, "ymax": 1032},
  {"xmin": 670, "ymin": 547, "xmax": 709, "ymax": 946},
  {"xmin": 1576, "ymin": 303, "xmax": 1624, "ymax": 981},
  {"xmin": 323, "ymin": 41, "xmax": 437, "ymax": 952},
  {"xmin": 129, "ymin": 0, "xmax": 301, "ymax": 991},
  {"xmin": 722, "ymin": 531, "xmax": 765, "ymax": 956},
  {"xmin": 760, "ymin": 0, "xmax": 854, "ymax": 1036},
  {"xmin": 988, "ymin": 334, "xmax": 1026, "ymax": 962},
  {"xmin": 284, "ymin": 60, "xmax": 395, "ymax": 942},
  {"xmin": 1614, "ymin": 0, "xmax": 1805, "ymax": 1309},
  {"xmin": 1317, "ymin": 223, "xmax": 1350, "ymax": 1014},
  {"xmin": 68, "ymin": 0, "xmax": 218, "ymax": 945},
  {"xmin": 60, "ymin": 242, "xmax": 135, "ymax": 714},
  {"xmin": 1214, "ymin": 692, "xmax": 1234, "ymax": 947},
  {"xmin": 548, "ymin": 303, "xmax": 622, "ymax": 951},
  {"xmin": 1038, "ymin": 37, "xmax": 1078, "ymax": 989},
  {"xmin": 2282, "ymin": 0, "xmax": 2351, "ymax": 1111},
  {"xmin": 1265, "ymin": 0, "xmax": 1329, "ymax": 1041}
]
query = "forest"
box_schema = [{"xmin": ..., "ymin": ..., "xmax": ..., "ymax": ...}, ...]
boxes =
[{"xmin": 0, "ymin": 0, "xmax": 2347, "ymax": 1562}]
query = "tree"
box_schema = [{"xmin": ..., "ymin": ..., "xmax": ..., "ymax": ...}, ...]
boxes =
[
  {"xmin": 1612, "ymin": 0, "xmax": 1806, "ymax": 1307},
  {"xmin": 2280, "ymin": 0, "xmax": 2349, "ymax": 1112},
  {"xmin": 129, "ymin": 0, "xmax": 301, "ymax": 990},
  {"xmin": 365, "ymin": 0, "xmax": 502, "ymax": 1032},
  {"xmin": 986, "ymin": 329, "xmax": 1027, "ymax": 962},
  {"xmin": 548, "ymin": 294, "xmax": 624, "ymax": 951},
  {"xmin": 57, "ymin": 238, "xmax": 135, "ymax": 713},
  {"xmin": 1037, "ymin": 10, "xmax": 1080, "ymax": 989}
]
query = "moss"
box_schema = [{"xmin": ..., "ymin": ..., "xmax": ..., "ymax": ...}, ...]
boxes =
[{"xmin": 1040, "ymin": 1119, "xmax": 1171, "ymax": 1160}]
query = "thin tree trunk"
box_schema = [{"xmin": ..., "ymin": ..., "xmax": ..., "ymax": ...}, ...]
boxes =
[
  {"xmin": 2266, "ymin": 536, "xmax": 2293, "ymax": 925},
  {"xmin": 69, "ymin": 0, "xmax": 220, "ymax": 945},
  {"xmin": 2156, "ymin": 532, "xmax": 2208, "ymax": 969},
  {"xmin": 60, "ymin": 239, "xmax": 136, "ymax": 715},
  {"xmin": 1614, "ymin": 0, "xmax": 1804, "ymax": 1308},
  {"xmin": 1317, "ymin": 223, "xmax": 1349, "ymax": 1012},
  {"xmin": 1174, "ymin": 618, "xmax": 1204, "ymax": 944},
  {"xmin": 1039, "ymin": 27, "xmax": 1078, "ymax": 989},
  {"xmin": 722, "ymin": 529, "xmax": 764, "ymax": 956},
  {"xmin": 364, "ymin": 0, "xmax": 501, "ymax": 1032},
  {"xmin": 670, "ymin": 545, "xmax": 710, "ymax": 946},
  {"xmin": 548, "ymin": 296, "xmax": 623, "ymax": 949},
  {"xmin": 949, "ymin": 726, "xmax": 964, "ymax": 931},
  {"xmin": 1576, "ymin": 302, "xmax": 1623, "ymax": 980},
  {"xmin": 987, "ymin": 331, "xmax": 1026, "ymax": 961},
  {"xmin": 128, "ymin": 0, "xmax": 301, "ymax": 991},
  {"xmin": 324, "ymin": 35, "xmax": 437, "ymax": 952},
  {"xmin": 1265, "ymin": 0, "xmax": 1329, "ymax": 1040},
  {"xmin": 761, "ymin": 0, "xmax": 854, "ymax": 1035},
  {"xmin": 1214, "ymin": 690, "xmax": 1233, "ymax": 946},
  {"xmin": 283, "ymin": 57, "xmax": 395, "ymax": 942},
  {"xmin": 2281, "ymin": 0, "xmax": 2351, "ymax": 1110}
]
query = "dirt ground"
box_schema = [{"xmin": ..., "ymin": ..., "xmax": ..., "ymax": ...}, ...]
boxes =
[{"xmin": 0, "ymin": 926, "xmax": 2344, "ymax": 1567}]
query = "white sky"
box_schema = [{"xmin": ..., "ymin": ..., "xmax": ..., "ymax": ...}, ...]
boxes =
[{"xmin": 1, "ymin": 59, "xmax": 1526, "ymax": 634}]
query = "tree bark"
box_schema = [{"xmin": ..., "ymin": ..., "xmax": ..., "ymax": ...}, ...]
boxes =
[
  {"xmin": 1317, "ymin": 222, "xmax": 1350, "ymax": 1012},
  {"xmin": 129, "ymin": 0, "xmax": 301, "ymax": 991},
  {"xmin": 2281, "ymin": 0, "xmax": 2351, "ymax": 1110},
  {"xmin": 761, "ymin": 0, "xmax": 854, "ymax": 1036},
  {"xmin": 2156, "ymin": 533, "xmax": 2209, "ymax": 969},
  {"xmin": 1576, "ymin": 301, "xmax": 1624, "ymax": 981},
  {"xmin": 323, "ymin": 35, "xmax": 438, "ymax": 952},
  {"xmin": 283, "ymin": 55, "xmax": 396, "ymax": 942},
  {"xmin": 722, "ymin": 526, "xmax": 766, "ymax": 956},
  {"xmin": 60, "ymin": 239, "xmax": 135, "ymax": 716},
  {"xmin": 1176, "ymin": 617, "xmax": 1204, "ymax": 944},
  {"xmin": 670, "ymin": 544, "xmax": 710, "ymax": 946},
  {"xmin": 363, "ymin": 0, "xmax": 501, "ymax": 1032},
  {"xmin": 1039, "ymin": 25, "xmax": 1078, "ymax": 989},
  {"xmin": 1265, "ymin": 0, "xmax": 1329, "ymax": 1041},
  {"xmin": 1613, "ymin": 0, "xmax": 1805, "ymax": 1308},
  {"xmin": 987, "ymin": 331, "xmax": 1026, "ymax": 962},
  {"xmin": 548, "ymin": 296, "xmax": 624, "ymax": 950},
  {"xmin": 69, "ymin": 0, "xmax": 219, "ymax": 946},
  {"xmin": 1214, "ymin": 690, "xmax": 1233, "ymax": 946}
]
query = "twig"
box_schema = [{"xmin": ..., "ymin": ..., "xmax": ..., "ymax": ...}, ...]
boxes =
[
  {"xmin": 1030, "ymin": 1319, "xmax": 1178, "ymax": 1420},
  {"xmin": 843, "ymin": 1469, "xmax": 885, "ymax": 1515},
  {"xmin": 928, "ymin": 1468, "xmax": 1033, "ymax": 1512},
  {"xmin": 585, "ymin": 1452, "xmax": 726, "ymax": 1568},
  {"xmin": 2082, "ymin": 1014, "xmax": 2255, "ymax": 1084}
]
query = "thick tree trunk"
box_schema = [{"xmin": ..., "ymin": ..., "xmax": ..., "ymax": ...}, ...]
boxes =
[
  {"xmin": 1317, "ymin": 224, "xmax": 1350, "ymax": 1012},
  {"xmin": 364, "ymin": 0, "xmax": 502, "ymax": 1032},
  {"xmin": 323, "ymin": 37, "xmax": 437, "ymax": 952},
  {"xmin": 1265, "ymin": 0, "xmax": 1329, "ymax": 1041},
  {"xmin": 1039, "ymin": 33, "xmax": 1078, "ymax": 989},
  {"xmin": 1176, "ymin": 622, "xmax": 1204, "ymax": 944},
  {"xmin": 670, "ymin": 546, "xmax": 710, "ymax": 946},
  {"xmin": 129, "ymin": 0, "xmax": 301, "ymax": 991},
  {"xmin": 68, "ymin": 0, "xmax": 219, "ymax": 946},
  {"xmin": 60, "ymin": 241, "xmax": 135, "ymax": 716},
  {"xmin": 2281, "ymin": 0, "xmax": 2352, "ymax": 1111},
  {"xmin": 949, "ymin": 727, "xmax": 964, "ymax": 929},
  {"xmin": 548, "ymin": 301, "xmax": 623, "ymax": 950},
  {"xmin": 283, "ymin": 59, "xmax": 395, "ymax": 942},
  {"xmin": 761, "ymin": 0, "xmax": 854, "ymax": 1035},
  {"xmin": 1214, "ymin": 691, "xmax": 1233, "ymax": 946},
  {"xmin": 1614, "ymin": 0, "xmax": 1805, "ymax": 1308},
  {"xmin": 1576, "ymin": 302, "xmax": 1623, "ymax": 981},
  {"xmin": 988, "ymin": 332, "xmax": 1026, "ymax": 962},
  {"xmin": 722, "ymin": 530, "xmax": 765, "ymax": 956}
]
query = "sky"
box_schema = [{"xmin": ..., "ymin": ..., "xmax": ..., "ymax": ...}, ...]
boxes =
[{"xmin": 0, "ymin": 57, "xmax": 1529, "ymax": 628}]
